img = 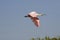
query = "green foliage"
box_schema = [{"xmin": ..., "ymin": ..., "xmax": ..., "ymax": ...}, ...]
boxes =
[
  {"xmin": 31, "ymin": 36, "xmax": 60, "ymax": 40},
  {"xmin": 45, "ymin": 36, "xmax": 50, "ymax": 40},
  {"xmin": 37, "ymin": 38, "xmax": 40, "ymax": 40},
  {"xmin": 51, "ymin": 37, "xmax": 57, "ymax": 40},
  {"xmin": 31, "ymin": 38, "xmax": 35, "ymax": 40}
]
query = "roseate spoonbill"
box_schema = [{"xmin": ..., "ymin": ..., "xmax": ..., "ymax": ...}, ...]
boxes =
[{"xmin": 24, "ymin": 11, "xmax": 46, "ymax": 27}]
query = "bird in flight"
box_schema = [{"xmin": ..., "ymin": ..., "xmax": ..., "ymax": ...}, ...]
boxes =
[{"xmin": 24, "ymin": 11, "xmax": 46, "ymax": 27}]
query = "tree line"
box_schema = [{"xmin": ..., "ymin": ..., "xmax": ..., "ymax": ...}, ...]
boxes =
[{"xmin": 31, "ymin": 36, "xmax": 60, "ymax": 40}]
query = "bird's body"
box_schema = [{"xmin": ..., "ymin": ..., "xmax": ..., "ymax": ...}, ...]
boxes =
[
  {"xmin": 29, "ymin": 11, "xmax": 38, "ymax": 17},
  {"xmin": 24, "ymin": 11, "xmax": 45, "ymax": 27}
]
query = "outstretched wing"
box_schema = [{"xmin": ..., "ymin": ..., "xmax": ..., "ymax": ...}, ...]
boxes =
[{"xmin": 31, "ymin": 17, "xmax": 40, "ymax": 27}]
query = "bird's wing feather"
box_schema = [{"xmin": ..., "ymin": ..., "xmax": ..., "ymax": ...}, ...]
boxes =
[{"xmin": 31, "ymin": 17, "xmax": 40, "ymax": 27}]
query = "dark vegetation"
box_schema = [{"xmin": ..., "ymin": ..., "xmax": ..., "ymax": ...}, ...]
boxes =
[{"xmin": 31, "ymin": 36, "xmax": 60, "ymax": 40}]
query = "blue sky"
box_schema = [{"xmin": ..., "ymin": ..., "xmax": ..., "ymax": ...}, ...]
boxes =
[{"xmin": 0, "ymin": 0, "xmax": 60, "ymax": 40}]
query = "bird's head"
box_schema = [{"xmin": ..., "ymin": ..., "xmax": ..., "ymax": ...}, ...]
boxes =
[{"xmin": 24, "ymin": 15, "xmax": 28, "ymax": 17}]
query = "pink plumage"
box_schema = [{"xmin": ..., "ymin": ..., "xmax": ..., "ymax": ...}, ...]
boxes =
[{"xmin": 25, "ymin": 11, "xmax": 45, "ymax": 27}]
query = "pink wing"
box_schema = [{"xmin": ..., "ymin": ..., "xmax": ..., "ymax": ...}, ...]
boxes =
[{"xmin": 31, "ymin": 17, "xmax": 40, "ymax": 27}]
